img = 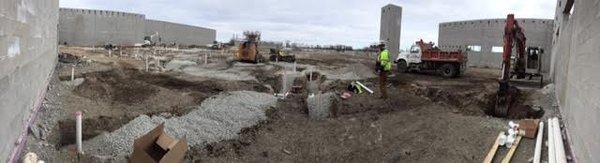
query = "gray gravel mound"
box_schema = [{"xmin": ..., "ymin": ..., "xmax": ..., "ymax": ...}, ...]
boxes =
[{"xmin": 84, "ymin": 91, "xmax": 277, "ymax": 158}]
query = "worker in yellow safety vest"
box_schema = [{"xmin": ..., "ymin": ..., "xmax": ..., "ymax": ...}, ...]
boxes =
[
  {"xmin": 377, "ymin": 42, "xmax": 391, "ymax": 99},
  {"xmin": 348, "ymin": 81, "xmax": 364, "ymax": 94}
]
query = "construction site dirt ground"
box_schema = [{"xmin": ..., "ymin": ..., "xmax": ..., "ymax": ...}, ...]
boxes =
[{"xmin": 25, "ymin": 47, "xmax": 558, "ymax": 162}]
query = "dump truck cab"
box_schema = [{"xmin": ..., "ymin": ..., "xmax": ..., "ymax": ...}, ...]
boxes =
[
  {"xmin": 395, "ymin": 40, "xmax": 467, "ymax": 77},
  {"xmin": 396, "ymin": 44, "xmax": 424, "ymax": 65}
]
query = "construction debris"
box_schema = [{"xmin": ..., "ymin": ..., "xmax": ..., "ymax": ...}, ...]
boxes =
[{"xmin": 131, "ymin": 123, "xmax": 187, "ymax": 163}]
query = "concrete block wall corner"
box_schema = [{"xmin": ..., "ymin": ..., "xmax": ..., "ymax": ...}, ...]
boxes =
[{"xmin": 0, "ymin": 0, "xmax": 59, "ymax": 161}]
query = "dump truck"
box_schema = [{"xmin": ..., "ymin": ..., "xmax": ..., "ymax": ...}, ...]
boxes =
[
  {"xmin": 235, "ymin": 31, "xmax": 263, "ymax": 63},
  {"xmin": 394, "ymin": 40, "xmax": 467, "ymax": 77}
]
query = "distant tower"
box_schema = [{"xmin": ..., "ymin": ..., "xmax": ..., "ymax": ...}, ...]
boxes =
[{"xmin": 380, "ymin": 4, "xmax": 402, "ymax": 59}]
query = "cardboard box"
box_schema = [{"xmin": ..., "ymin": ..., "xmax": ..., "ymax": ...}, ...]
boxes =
[
  {"xmin": 519, "ymin": 119, "xmax": 541, "ymax": 139},
  {"xmin": 131, "ymin": 123, "xmax": 187, "ymax": 163}
]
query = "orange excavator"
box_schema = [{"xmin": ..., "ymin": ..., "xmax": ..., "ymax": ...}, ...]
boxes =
[{"xmin": 494, "ymin": 14, "xmax": 529, "ymax": 117}]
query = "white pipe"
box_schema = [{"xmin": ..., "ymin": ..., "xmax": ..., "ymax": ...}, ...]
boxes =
[
  {"xmin": 145, "ymin": 55, "xmax": 149, "ymax": 72},
  {"xmin": 553, "ymin": 118, "xmax": 567, "ymax": 163},
  {"xmin": 282, "ymin": 70, "xmax": 287, "ymax": 94},
  {"xmin": 548, "ymin": 118, "xmax": 556, "ymax": 163},
  {"xmin": 70, "ymin": 66, "xmax": 75, "ymax": 81},
  {"xmin": 534, "ymin": 121, "xmax": 544, "ymax": 163},
  {"xmin": 204, "ymin": 53, "xmax": 208, "ymax": 65},
  {"xmin": 75, "ymin": 111, "xmax": 84, "ymax": 154},
  {"xmin": 355, "ymin": 81, "xmax": 374, "ymax": 94}
]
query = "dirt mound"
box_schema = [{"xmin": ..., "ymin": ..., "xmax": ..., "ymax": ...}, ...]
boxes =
[{"xmin": 74, "ymin": 70, "xmax": 158, "ymax": 104}]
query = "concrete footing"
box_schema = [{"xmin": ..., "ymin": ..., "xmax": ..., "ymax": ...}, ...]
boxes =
[{"xmin": 307, "ymin": 92, "xmax": 340, "ymax": 119}]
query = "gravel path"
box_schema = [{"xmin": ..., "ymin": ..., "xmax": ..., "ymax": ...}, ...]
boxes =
[{"xmin": 84, "ymin": 91, "xmax": 277, "ymax": 158}]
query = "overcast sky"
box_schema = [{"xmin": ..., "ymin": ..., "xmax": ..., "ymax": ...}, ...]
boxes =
[{"xmin": 59, "ymin": 0, "xmax": 556, "ymax": 49}]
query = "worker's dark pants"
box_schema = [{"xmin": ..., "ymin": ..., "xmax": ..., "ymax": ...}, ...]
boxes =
[{"xmin": 379, "ymin": 70, "xmax": 389, "ymax": 98}]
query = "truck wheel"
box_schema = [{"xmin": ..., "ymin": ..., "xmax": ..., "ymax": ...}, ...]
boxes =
[
  {"xmin": 397, "ymin": 60, "xmax": 408, "ymax": 73},
  {"xmin": 439, "ymin": 63, "xmax": 457, "ymax": 78}
]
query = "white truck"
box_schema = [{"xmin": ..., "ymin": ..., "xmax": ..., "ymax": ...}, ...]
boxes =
[{"xmin": 394, "ymin": 40, "xmax": 468, "ymax": 78}]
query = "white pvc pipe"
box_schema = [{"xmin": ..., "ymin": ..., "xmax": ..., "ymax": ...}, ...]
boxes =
[
  {"xmin": 205, "ymin": 53, "xmax": 208, "ymax": 65},
  {"xmin": 71, "ymin": 66, "xmax": 75, "ymax": 81},
  {"xmin": 534, "ymin": 121, "xmax": 544, "ymax": 163},
  {"xmin": 282, "ymin": 70, "xmax": 287, "ymax": 94},
  {"xmin": 548, "ymin": 118, "xmax": 556, "ymax": 163},
  {"xmin": 75, "ymin": 111, "xmax": 84, "ymax": 154},
  {"xmin": 553, "ymin": 118, "xmax": 567, "ymax": 163},
  {"xmin": 145, "ymin": 55, "xmax": 149, "ymax": 71},
  {"xmin": 155, "ymin": 57, "xmax": 160, "ymax": 70},
  {"xmin": 355, "ymin": 81, "xmax": 374, "ymax": 94}
]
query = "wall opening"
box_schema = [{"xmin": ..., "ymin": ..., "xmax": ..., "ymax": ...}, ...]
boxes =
[
  {"xmin": 467, "ymin": 45, "xmax": 482, "ymax": 52},
  {"xmin": 491, "ymin": 46, "xmax": 504, "ymax": 53}
]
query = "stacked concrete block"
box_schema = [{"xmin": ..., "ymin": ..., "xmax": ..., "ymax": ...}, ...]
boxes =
[
  {"xmin": 550, "ymin": 0, "xmax": 600, "ymax": 162},
  {"xmin": 58, "ymin": 8, "xmax": 216, "ymax": 47},
  {"xmin": 438, "ymin": 18, "xmax": 554, "ymax": 72},
  {"xmin": 0, "ymin": 0, "xmax": 59, "ymax": 160},
  {"xmin": 145, "ymin": 19, "xmax": 216, "ymax": 46},
  {"xmin": 379, "ymin": 4, "xmax": 402, "ymax": 60},
  {"xmin": 59, "ymin": 8, "xmax": 146, "ymax": 46}
]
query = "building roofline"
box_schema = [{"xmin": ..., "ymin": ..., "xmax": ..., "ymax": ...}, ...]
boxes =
[
  {"xmin": 59, "ymin": 7, "xmax": 145, "ymax": 17},
  {"xmin": 439, "ymin": 18, "xmax": 554, "ymax": 25}
]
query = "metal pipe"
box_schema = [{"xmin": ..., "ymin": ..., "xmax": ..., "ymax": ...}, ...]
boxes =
[
  {"xmin": 76, "ymin": 111, "xmax": 84, "ymax": 154},
  {"xmin": 548, "ymin": 118, "xmax": 556, "ymax": 163},
  {"xmin": 553, "ymin": 118, "xmax": 567, "ymax": 163},
  {"xmin": 534, "ymin": 121, "xmax": 544, "ymax": 163}
]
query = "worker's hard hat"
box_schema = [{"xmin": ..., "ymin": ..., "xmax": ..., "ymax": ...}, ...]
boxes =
[{"xmin": 378, "ymin": 40, "xmax": 387, "ymax": 47}]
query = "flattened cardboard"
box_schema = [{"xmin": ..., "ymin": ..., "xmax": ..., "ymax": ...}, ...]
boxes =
[
  {"xmin": 519, "ymin": 119, "xmax": 540, "ymax": 139},
  {"xmin": 131, "ymin": 123, "xmax": 188, "ymax": 163}
]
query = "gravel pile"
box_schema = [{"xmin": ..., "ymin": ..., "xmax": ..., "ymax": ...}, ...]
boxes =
[
  {"xmin": 84, "ymin": 91, "xmax": 278, "ymax": 158},
  {"xmin": 165, "ymin": 59, "xmax": 197, "ymax": 71}
]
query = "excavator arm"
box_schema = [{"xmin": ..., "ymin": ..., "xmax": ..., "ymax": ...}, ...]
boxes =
[{"xmin": 494, "ymin": 14, "xmax": 527, "ymax": 117}]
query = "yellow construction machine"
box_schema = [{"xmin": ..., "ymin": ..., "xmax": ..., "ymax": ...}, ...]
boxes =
[{"xmin": 235, "ymin": 31, "xmax": 263, "ymax": 63}]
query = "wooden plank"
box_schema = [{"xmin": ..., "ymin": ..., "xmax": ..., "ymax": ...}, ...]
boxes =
[
  {"xmin": 483, "ymin": 132, "xmax": 506, "ymax": 163},
  {"xmin": 501, "ymin": 135, "xmax": 523, "ymax": 163}
]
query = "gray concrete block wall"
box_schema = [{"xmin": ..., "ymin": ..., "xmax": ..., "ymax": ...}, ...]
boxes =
[
  {"xmin": 145, "ymin": 19, "xmax": 216, "ymax": 46},
  {"xmin": 59, "ymin": 8, "xmax": 216, "ymax": 47},
  {"xmin": 0, "ymin": 0, "xmax": 59, "ymax": 160},
  {"xmin": 550, "ymin": 0, "xmax": 600, "ymax": 162},
  {"xmin": 379, "ymin": 4, "xmax": 402, "ymax": 60},
  {"xmin": 59, "ymin": 8, "xmax": 146, "ymax": 46},
  {"xmin": 438, "ymin": 18, "xmax": 554, "ymax": 72}
]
